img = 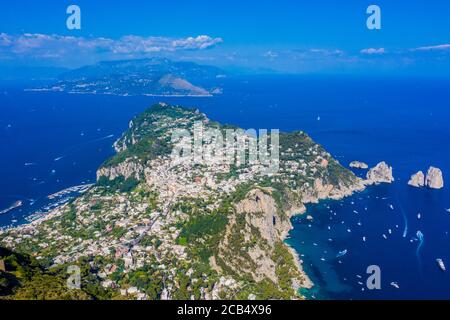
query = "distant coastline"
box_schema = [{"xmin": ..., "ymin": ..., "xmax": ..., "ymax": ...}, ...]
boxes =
[{"xmin": 24, "ymin": 88, "xmax": 215, "ymax": 98}]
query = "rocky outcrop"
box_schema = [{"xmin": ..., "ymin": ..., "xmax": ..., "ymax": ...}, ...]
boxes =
[
  {"xmin": 349, "ymin": 161, "xmax": 369, "ymax": 169},
  {"xmin": 96, "ymin": 159, "xmax": 144, "ymax": 181},
  {"xmin": 216, "ymin": 188, "xmax": 311, "ymax": 293},
  {"xmin": 425, "ymin": 167, "xmax": 444, "ymax": 189},
  {"xmin": 366, "ymin": 162, "xmax": 394, "ymax": 184},
  {"xmin": 408, "ymin": 171, "xmax": 425, "ymax": 188}
]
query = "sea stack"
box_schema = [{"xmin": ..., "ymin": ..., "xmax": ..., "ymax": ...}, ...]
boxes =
[
  {"xmin": 349, "ymin": 161, "xmax": 369, "ymax": 169},
  {"xmin": 366, "ymin": 161, "xmax": 394, "ymax": 184},
  {"xmin": 408, "ymin": 171, "xmax": 425, "ymax": 188},
  {"xmin": 425, "ymin": 167, "xmax": 444, "ymax": 189}
]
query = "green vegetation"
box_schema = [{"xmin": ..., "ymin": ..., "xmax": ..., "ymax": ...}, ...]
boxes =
[
  {"xmin": 97, "ymin": 176, "xmax": 140, "ymax": 193},
  {"xmin": 0, "ymin": 247, "xmax": 118, "ymax": 300}
]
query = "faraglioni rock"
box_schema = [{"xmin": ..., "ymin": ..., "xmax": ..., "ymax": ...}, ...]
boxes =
[
  {"xmin": 366, "ymin": 161, "xmax": 394, "ymax": 184},
  {"xmin": 408, "ymin": 171, "xmax": 425, "ymax": 188},
  {"xmin": 425, "ymin": 166, "xmax": 444, "ymax": 189},
  {"xmin": 349, "ymin": 161, "xmax": 369, "ymax": 169}
]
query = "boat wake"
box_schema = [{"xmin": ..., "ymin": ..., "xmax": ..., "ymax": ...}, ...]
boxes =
[
  {"xmin": 397, "ymin": 199, "xmax": 408, "ymax": 238},
  {"xmin": 416, "ymin": 230, "xmax": 424, "ymax": 275}
]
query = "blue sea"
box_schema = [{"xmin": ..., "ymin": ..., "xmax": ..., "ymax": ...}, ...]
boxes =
[{"xmin": 1, "ymin": 75, "xmax": 449, "ymax": 299}]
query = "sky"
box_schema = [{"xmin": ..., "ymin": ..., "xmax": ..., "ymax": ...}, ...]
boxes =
[{"xmin": 1, "ymin": 0, "xmax": 450, "ymax": 75}]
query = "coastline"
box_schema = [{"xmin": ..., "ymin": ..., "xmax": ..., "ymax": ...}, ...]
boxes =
[
  {"xmin": 24, "ymin": 88, "xmax": 215, "ymax": 98},
  {"xmin": 282, "ymin": 178, "xmax": 367, "ymax": 298}
]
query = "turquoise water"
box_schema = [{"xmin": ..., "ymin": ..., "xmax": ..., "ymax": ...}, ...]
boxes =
[{"xmin": 1, "ymin": 75, "xmax": 449, "ymax": 298}]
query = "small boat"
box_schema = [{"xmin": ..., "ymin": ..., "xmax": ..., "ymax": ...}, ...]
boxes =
[
  {"xmin": 347, "ymin": 229, "xmax": 352, "ymax": 233},
  {"xmin": 388, "ymin": 229, "xmax": 392, "ymax": 234},
  {"xmin": 357, "ymin": 222, "xmax": 362, "ymax": 226},
  {"xmin": 417, "ymin": 213, "xmax": 421, "ymax": 219},
  {"xmin": 353, "ymin": 210, "xmax": 359, "ymax": 214},
  {"xmin": 320, "ymin": 257, "xmax": 326, "ymax": 261},
  {"xmin": 362, "ymin": 236, "xmax": 366, "ymax": 242},
  {"xmin": 389, "ymin": 204, "xmax": 394, "ymax": 210},
  {"xmin": 336, "ymin": 249, "xmax": 347, "ymax": 258},
  {"xmin": 446, "ymin": 208, "xmax": 450, "ymax": 213},
  {"xmin": 437, "ymin": 259, "xmax": 446, "ymax": 271},
  {"xmin": 390, "ymin": 282, "xmax": 400, "ymax": 289},
  {"xmin": 382, "ymin": 234, "xmax": 387, "ymax": 239}
]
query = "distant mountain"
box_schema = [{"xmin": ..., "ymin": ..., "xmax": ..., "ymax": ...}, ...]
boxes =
[{"xmin": 32, "ymin": 58, "xmax": 226, "ymax": 96}]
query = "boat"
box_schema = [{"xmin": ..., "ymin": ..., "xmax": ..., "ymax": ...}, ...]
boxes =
[
  {"xmin": 436, "ymin": 259, "xmax": 446, "ymax": 271},
  {"xmin": 362, "ymin": 236, "xmax": 366, "ymax": 242},
  {"xmin": 417, "ymin": 213, "xmax": 421, "ymax": 219},
  {"xmin": 336, "ymin": 249, "xmax": 347, "ymax": 258},
  {"xmin": 382, "ymin": 234, "xmax": 387, "ymax": 239},
  {"xmin": 390, "ymin": 282, "xmax": 400, "ymax": 289},
  {"xmin": 389, "ymin": 204, "xmax": 394, "ymax": 210},
  {"xmin": 0, "ymin": 200, "xmax": 23, "ymax": 215}
]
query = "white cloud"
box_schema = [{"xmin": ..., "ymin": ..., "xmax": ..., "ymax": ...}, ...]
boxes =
[
  {"xmin": 0, "ymin": 33, "xmax": 223, "ymax": 60},
  {"xmin": 412, "ymin": 44, "xmax": 450, "ymax": 51},
  {"xmin": 309, "ymin": 48, "xmax": 344, "ymax": 56},
  {"xmin": 360, "ymin": 48, "xmax": 386, "ymax": 55},
  {"xmin": 263, "ymin": 50, "xmax": 278, "ymax": 59}
]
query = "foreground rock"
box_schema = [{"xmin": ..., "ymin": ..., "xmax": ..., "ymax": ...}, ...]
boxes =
[
  {"xmin": 425, "ymin": 167, "xmax": 444, "ymax": 189},
  {"xmin": 349, "ymin": 161, "xmax": 369, "ymax": 169},
  {"xmin": 408, "ymin": 171, "xmax": 425, "ymax": 188},
  {"xmin": 366, "ymin": 161, "xmax": 394, "ymax": 184}
]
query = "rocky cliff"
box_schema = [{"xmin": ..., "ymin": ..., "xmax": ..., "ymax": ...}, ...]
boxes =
[
  {"xmin": 425, "ymin": 167, "xmax": 444, "ymax": 189},
  {"xmin": 408, "ymin": 171, "xmax": 425, "ymax": 188},
  {"xmin": 366, "ymin": 161, "xmax": 394, "ymax": 184}
]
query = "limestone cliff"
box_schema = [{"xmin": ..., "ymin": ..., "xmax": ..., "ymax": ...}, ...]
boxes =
[
  {"xmin": 425, "ymin": 167, "xmax": 444, "ymax": 189},
  {"xmin": 366, "ymin": 161, "xmax": 394, "ymax": 184},
  {"xmin": 408, "ymin": 171, "xmax": 425, "ymax": 188}
]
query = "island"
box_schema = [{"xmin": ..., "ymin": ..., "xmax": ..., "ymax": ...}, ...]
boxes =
[
  {"xmin": 29, "ymin": 58, "xmax": 225, "ymax": 97},
  {"xmin": 0, "ymin": 103, "xmax": 366, "ymax": 300}
]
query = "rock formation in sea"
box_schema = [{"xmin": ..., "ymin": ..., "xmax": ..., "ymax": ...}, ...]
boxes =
[
  {"xmin": 408, "ymin": 171, "xmax": 425, "ymax": 188},
  {"xmin": 366, "ymin": 161, "xmax": 394, "ymax": 184},
  {"xmin": 425, "ymin": 166, "xmax": 444, "ymax": 189},
  {"xmin": 349, "ymin": 161, "xmax": 369, "ymax": 169}
]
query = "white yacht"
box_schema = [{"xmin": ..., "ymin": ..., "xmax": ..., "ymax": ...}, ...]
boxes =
[{"xmin": 437, "ymin": 259, "xmax": 446, "ymax": 271}]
